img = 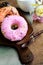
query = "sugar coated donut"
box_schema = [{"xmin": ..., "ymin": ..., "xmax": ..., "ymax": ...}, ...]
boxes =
[{"xmin": 1, "ymin": 15, "xmax": 28, "ymax": 41}]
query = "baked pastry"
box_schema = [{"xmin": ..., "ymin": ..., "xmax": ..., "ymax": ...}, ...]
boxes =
[
  {"xmin": 33, "ymin": 5, "xmax": 43, "ymax": 23},
  {"xmin": 0, "ymin": 6, "xmax": 19, "ymax": 27},
  {"xmin": 1, "ymin": 15, "xmax": 28, "ymax": 41}
]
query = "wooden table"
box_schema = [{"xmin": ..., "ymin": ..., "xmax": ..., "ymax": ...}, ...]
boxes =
[{"xmin": 27, "ymin": 22, "xmax": 43, "ymax": 65}]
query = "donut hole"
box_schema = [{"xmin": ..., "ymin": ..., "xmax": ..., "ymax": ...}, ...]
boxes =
[{"xmin": 11, "ymin": 24, "xmax": 18, "ymax": 30}]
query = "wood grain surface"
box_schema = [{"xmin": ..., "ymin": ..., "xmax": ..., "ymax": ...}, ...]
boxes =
[{"xmin": 27, "ymin": 22, "xmax": 43, "ymax": 65}]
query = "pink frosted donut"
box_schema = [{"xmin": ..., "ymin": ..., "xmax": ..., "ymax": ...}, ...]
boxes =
[{"xmin": 1, "ymin": 15, "xmax": 28, "ymax": 41}]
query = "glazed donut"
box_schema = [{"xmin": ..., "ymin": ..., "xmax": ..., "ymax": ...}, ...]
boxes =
[
  {"xmin": 1, "ymin": 15, "xmax": 28, "ymax": 41},
  {"xmin": 35, "ymin": 5, "xmax": 43, "ymax": 17},
  {"xmin": 33, "ymin": 5, "xmax": 43, "ymax": 22},
  {"xmin": 0, "ymin": 6, "xmax": 19, "ymax": 27}
]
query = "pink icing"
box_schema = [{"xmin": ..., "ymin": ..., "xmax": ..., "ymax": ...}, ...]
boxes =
[
  {"xmin": 32, "ymin": 14, "xmax": 43, "ymax": 23},
  {"xmin": 1, "ymin": 15, "xmax": 28, "ymax": 41}
]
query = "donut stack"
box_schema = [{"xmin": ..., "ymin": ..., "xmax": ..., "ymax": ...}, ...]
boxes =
[
  {"xmin": 0, "ymin": 2, "xmax": 28, "ymax": 41},
  {"xmin": 0, "ymin": 5, "xmax": 19, "ymax": 27},
  {"xmin": 33, "ymin": 5, "xmax": 43, "ymax": 23}
]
